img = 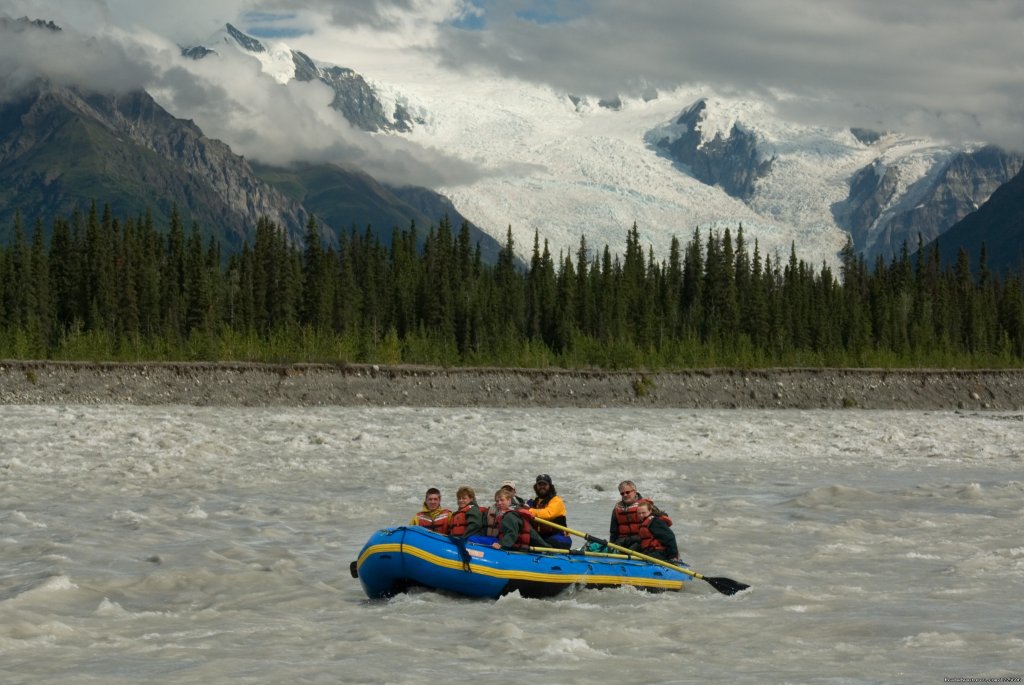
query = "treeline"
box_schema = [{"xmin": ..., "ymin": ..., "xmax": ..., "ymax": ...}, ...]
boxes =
[{"xmin": 1, "ymin": 203, "xmax": 1023, "ymax": 368}]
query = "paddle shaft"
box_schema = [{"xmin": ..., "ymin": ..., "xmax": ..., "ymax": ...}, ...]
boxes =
[
  {"xmin": 532, "ymin": 517, "xmax": 750, "ymax": 595},
  {"xmin": 526, "ymin": 546, "xmax": 633, "ymax": 560},
  {"xmin": 532, "ymin": 518, "xmax": 700, "ymax": 577}
]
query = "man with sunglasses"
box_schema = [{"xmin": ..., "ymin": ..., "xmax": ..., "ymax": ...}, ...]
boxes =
[
  {"xmin": 609, "ymin": 480, "xmax": 643, "ymax": 549},
  {"xmin": 526, "ymin": 474, "xmax": 571, "ymax": 549}
]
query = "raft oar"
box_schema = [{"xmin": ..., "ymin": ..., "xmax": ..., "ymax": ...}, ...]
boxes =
[
  {"xmin": 533, "ymin": 518, "xmax": 750, "ymax": 596},
  {"xmin": 527, "ymin": 546, "xmax": 633, "ymax": 560}
]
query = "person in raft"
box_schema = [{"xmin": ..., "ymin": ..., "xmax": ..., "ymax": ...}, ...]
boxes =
[
  {"xmin": 482, "ymin": 481, "xmax": 521, "ymax": 536},
  {"xmin": 491, "ymin": 489, "xmax": 547, "ymax": 550},
  {"xmin": 448, "ymin": 486, "xmax": 484, "ymax": 538},
  {"xmin": 635, "ymin": 499, "xmax": 679, "ymax": 561},
  {"xmin": 410, "ymin": 487, "xmax": 451, "ymax": 534},
  {"xmin": 526, "ymin": 474, "xmax": 572, "ymax": 549},
  {"xmin": 609, "ymin": 479, "xmax": 644, "ymax": 550}
]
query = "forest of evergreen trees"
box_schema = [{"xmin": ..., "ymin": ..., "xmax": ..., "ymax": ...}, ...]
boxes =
[{"xmin": 2, "ymin": 203, "xmax": 1023, "ymax": 369}]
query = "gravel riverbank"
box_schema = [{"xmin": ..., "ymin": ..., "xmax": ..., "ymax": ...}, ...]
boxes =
[{"xmin": 3, "ymin": 361, "xmax": 1024, "ymax": 409}]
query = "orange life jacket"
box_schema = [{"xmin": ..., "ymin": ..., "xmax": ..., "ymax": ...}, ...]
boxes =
[
  {"xmin": 448, "ymin": 503, "xmax": 477, "ymax": 536},
  {"xmin": 414, "ymin": 508, "xmax": 451, "ymax": 534}
]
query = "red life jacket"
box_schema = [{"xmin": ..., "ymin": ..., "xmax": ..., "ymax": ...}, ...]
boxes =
[
  {"xmin": 638, "ymin": 514, "xmax": 673, "ymax": 553},
  {"xmin": 414, "ymin": 508, "xmax": 451, "ymax": 534},
  {"xmin": 494, "ymin": 509, "xmax": 533, "ymax": 549},
  {"xmin": 613, "ymin": 501, "xmax": 642, "ymax": 537},
  {"xmin": 448, "ymin": 503, "xmax": 477, "ymax": 536}
]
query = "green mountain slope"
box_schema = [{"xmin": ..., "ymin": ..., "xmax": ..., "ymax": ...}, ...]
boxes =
[
  {"xmin": 253, "ymin": 162, "xmax": 503, "ymax": 260},
  {"xmin": 0, "ymin": 84, "xmax": 313, "ymax": 248}
]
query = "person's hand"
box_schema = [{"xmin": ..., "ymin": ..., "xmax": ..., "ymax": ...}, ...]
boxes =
[{"xmin": 492, "ymin": 542, "xmax": 501, "ymax": 549}]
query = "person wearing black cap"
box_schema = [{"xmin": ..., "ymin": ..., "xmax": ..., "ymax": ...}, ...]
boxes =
[{"xmin": 527, "ymin": 474, "xmax": 571, "ymax": 549}]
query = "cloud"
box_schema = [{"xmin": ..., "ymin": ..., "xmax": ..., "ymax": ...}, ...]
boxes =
[
  {"xmin": 427, "ymin": 0, "xmax": 1024, "ymax": 149},
  {"xmin": 4, "ymin": 0, "xmax": 1022, "ymax": 162},
  {"xmin": 0, "ymin": 17, "xmax": 159, "ymax": 99},
  {"xmin": 250, "ymin": 0, "xmax": 459, "ymax": 33},
  {"xmin": 151, "ymin": 32, "xmax": 489, "ymax": 187},
  {"xmin": 0, "ymin": 2, "xmax": 490, "ymax": 188}
]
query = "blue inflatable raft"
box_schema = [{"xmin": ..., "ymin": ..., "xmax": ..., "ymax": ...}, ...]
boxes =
[{"xmin": 351, "ymin": 526, "xmax": 692, "ymax": 599}]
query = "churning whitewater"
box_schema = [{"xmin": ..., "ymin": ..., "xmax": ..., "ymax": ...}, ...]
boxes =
[{"xmin": 2, "ymin": 406, "xmax": 1022, "ymax": 684}]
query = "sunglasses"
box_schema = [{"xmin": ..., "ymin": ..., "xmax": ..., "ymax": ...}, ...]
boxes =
[{"xmin": 619, "ymin": 489, "xmax": 635, "ymax": 496}]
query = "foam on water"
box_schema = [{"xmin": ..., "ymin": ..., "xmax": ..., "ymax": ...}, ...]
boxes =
[{"xmin": 1, "ymin": 406, "xmax": 1023, "ymax": 683}]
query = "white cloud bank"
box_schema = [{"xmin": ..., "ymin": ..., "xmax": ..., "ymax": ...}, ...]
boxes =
[{"xmin": 3, "ymin": 0, "xmax": 1022, "ymax": 181}]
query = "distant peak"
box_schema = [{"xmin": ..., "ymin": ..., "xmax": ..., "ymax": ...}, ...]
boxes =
[
  {"xmin": 673, "ymin": 98, "xmax": 708, "ymax": 132},
  {"xmin": 225, "ymin": 23, "xmax": 265, "ymax": 53},
  {"xmin": 0, "ymin": 15, "xmax": 62, "ymax": 33},
  {"xmin": 181, "ymin": 45, "xmax": 216, "ymax": 60}
]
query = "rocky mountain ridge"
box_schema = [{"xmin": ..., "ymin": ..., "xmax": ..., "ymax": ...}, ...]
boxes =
[
  {"xmin": 185, "ymin": 24, "xmax": 418, "ymax": 133},
  {"xmin": 652, "ymin": 98, "xmax": 1023, "ymax": 262},
  {"xmin": 0, "ymin": 81, "xmax": 317, "ymax": 247},
  {"xmin": 923, "ymin": 164, "xmax": 1024, "ymax": 275},
  {"xmin": 0, "ymin": 17, "xmax": 499, "ymax": 255}
]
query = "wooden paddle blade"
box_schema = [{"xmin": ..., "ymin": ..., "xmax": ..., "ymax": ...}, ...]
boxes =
[{"xmin": 705, "ymin": 576, "xmax": 749, "ymax": 596}]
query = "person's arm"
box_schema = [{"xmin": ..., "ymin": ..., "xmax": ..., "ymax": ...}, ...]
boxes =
[
  {"xmin": 465, "ymin": 505, "xmax": 485, "ymax": 536},
  {"xmin": 528, "ymin": 526, "xmax": 549, "ymax": 548},
  {"xmin": 609, "ymin": 509, "xmax": 619, "ymax": 542},
  {"xmin": 652, "ymin": 518, "xmax": 678, "ymax": 559}
]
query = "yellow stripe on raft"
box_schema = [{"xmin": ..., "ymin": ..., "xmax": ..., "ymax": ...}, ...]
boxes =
[{"xmin": 357, "ymin": 542, "xmax": 685, "ymax": 591}]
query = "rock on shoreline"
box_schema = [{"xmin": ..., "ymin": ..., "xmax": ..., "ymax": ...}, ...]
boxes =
[{"xmin": 2, "ymin": 361, "xmax": 1024, "ymax": 409}]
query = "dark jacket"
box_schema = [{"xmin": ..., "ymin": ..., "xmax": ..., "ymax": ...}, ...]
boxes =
[
  {"xmin": 639, "ymin": 514, "xmax": 679, "ymax": 560},
  {"xmin": 496, "ymin": 508, "xmax": 548, "ymax": 550}
]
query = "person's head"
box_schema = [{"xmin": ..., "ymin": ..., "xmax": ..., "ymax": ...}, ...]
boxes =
[
  {"xmin": 534, "ymin": 473, "xmax": 555, "ymax": 496},
  {"xmin": 456, "ymin": 486, "xmax": 475, "ymax": 507},
  {"xmin": 618, "ymin": 480, "xmax": 639, "ymax": 504},
  {"xmin": 500, "ymin": 480, "xmax": 517, "ymax": 493},
  {"xmin": 493, "ymin": 489, "xmax": 513, "ymax": 511},
  {"xmin": 423, "ymin": 487, "xmax": 442, "ymax": 509},
  {"xmin": 636, "ymin": 499, "xmax": 654, "ymax": 519}
]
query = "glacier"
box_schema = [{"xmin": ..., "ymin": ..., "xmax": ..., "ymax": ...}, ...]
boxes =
[{"xmin": 188, "ymin": 25, "xmax": 1011, "ymax": 270}]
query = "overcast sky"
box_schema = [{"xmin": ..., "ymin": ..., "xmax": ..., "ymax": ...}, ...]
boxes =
[{"xmin": 3, "ymin": 0, "xmax": 1023, "ymax": 162}]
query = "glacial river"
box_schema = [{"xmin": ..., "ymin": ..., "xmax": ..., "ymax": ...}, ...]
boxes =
[{"xmin": 2, "ymin": 406, "xmax": 1022, "ymax": 684}]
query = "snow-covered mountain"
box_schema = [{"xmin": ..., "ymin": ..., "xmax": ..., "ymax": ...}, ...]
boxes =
[
  {"xmin": 185, "ymin": 25, "xmax": 1023, "ymax": 269},
  {"xmin": 189, "ymin": 24, "xmax": 418, "ymax": 133}
]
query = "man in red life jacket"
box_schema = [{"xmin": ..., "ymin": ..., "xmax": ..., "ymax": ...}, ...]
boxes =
[
  {"xmin": 409, "ymin": 487, "xmax": 452, "ymax": 534},
  {"xmin": 491, "ymin": 489, "xmax": 547, "ymax": 550},
  {"xmin": 609, "ymin": 479, "xmax": 643, "ymax": 549},
  {"xmin": 636, "ymin": 498, "xmax": 679, "ymax": 561}
]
